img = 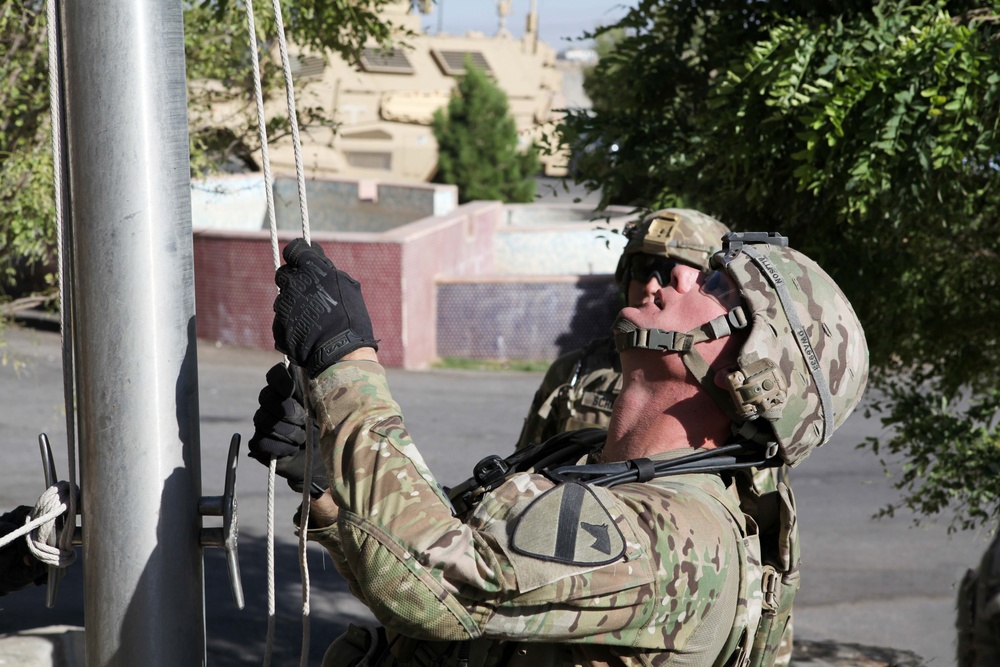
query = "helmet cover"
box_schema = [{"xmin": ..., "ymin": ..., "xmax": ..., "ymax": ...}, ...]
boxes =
[
  {"xmin": 615, "ymin": 209, "xmax": 731, "ymax": 299},
  {"xmin": 718, "ymin": 240, "xmax": 869, "ymax": 466}
]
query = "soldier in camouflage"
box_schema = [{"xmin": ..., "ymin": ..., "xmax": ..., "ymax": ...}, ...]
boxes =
[
  {"xmin": 248, "ymin": 234, "xmax": 869, "ymax": 666},
  {"xmin": 517, "ymin": 209, "xmax": 731, "ymax": 448},
  {"xmin": 518, "ymin": 211, "xmax": 798, "ymax": 665},
  {"xmin": 957, "ymin": 529, "xmax": 1000, "ymax": 666}
]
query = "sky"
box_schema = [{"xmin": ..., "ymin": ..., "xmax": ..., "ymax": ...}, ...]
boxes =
[{"xmin": 415, "ymin": 0, "xmax": 638, "ymax": 50}]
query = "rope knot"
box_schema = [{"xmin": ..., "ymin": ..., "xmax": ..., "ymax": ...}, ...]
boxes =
[{"xmin": 25, "ymin": 481, "xmax": 79, "ymax": 568}]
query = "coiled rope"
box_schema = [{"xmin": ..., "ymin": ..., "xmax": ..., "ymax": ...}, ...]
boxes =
[
  {"xmin": 0, "ymin": 483, "xmax": 78, "ymax": 569},
  {"xmin": 242, "ymin": 1, "xmax": 315, "ymax": 665}
]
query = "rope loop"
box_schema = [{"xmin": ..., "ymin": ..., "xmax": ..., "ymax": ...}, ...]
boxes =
[
  {"xmin": 0, "ymin": 481, "xmax": 79, "ymax": 569},
  {"xmin": 27, "ymin": 481, "xmax": 78, "ymax": 568}
]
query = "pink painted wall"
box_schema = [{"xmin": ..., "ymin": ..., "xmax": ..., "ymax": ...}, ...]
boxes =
[{"xmin": 192, "ymin": 201, "xmax": 501, "ymax": 369}]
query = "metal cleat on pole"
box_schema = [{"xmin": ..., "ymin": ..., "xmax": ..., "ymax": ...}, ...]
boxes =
[
  {"xmin": 38, "ymin": 433, "xmax": 246, "ymax": 611},
  {"xmin": 199, "ymin": 433, "xmax": 246, "ymax": 610},
  {"xmin": 37, "ymin": 434, "xmax": 81, "ymax": 609}
]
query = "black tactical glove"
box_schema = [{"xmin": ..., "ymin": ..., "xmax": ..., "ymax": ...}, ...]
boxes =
[
  {"xmin": 272, "ymin": 239, "xmax": 378, "ymax": 379},
  {"xmin": 0, "ymin": 505, "xmax": 47, "ymax": 596},
  {"xmin": 248, "ymin": 362, "xmax": 328, "ymax": 498}
]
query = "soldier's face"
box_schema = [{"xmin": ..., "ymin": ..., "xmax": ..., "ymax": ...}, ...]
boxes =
[
  {"xmin": 619, "ymin": 264, "xmax": 745, "ymax": 372},
  {"xmin": 627, "ymin": 275, "xmax": 663, "ymax": 308},
  {"xmin": 626, "ymin": 254, "xmax": 678, "ymax": 307}
]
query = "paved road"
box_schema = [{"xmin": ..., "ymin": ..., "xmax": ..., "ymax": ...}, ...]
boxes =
[{"xmin": 0, "ymin": 324, "xmax": 992, "ymax": 665}]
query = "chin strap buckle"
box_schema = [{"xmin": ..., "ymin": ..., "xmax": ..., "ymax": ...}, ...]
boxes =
[{"xmin": 615, "ymin": 328, "xmax": 694, "ymax": 354}]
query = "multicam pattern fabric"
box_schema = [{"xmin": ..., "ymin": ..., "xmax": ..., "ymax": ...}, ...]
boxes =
[
  {"xmin": 719, "ymin": 244, "xmax": 870, "ymax": 467},
  {"xmin": 309, "ymin": 361, "xmax": 761, "ymax": 667},
  {"xmin": 516, "ymin": 337, "xmax": 620, "ymax": 450},
  {"xmin": 517, "ymin": 340, "xmax": 798, "ymax": 667},
  {"xmin": 957, "ymin": 531, "xmax": 1000, "ymax": 667},
  {"xmin": 734, "ymin": 470, "xmax": 798, "ymax": 667}
]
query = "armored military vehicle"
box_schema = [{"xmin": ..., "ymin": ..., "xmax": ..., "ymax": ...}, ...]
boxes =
[{"xmin": 244, "ymin": 0, "xmax": 569, "ymax": 182}]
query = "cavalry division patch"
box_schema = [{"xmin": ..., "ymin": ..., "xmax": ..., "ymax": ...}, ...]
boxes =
[{"xmin": 511, "ymin": 482, "xmax": 625, "ymax": 565}]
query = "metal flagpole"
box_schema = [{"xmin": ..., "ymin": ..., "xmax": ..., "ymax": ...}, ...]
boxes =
[{"xmin": 59, "ymin": 0, "xmax": 206, "ymax": 664}]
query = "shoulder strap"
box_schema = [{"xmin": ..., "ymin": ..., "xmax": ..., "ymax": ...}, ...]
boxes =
[
  {"xmin": 447, "ymin": 429, "xmax": 608, "ymax": 514},
  {"xmin": 550, "ymin": 442, "xmax": 779, "ymax": 488}
]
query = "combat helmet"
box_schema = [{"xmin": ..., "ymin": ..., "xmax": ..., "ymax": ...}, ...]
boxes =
[
  {"xmin": 614, "ymin": 209, "xmax": 732, "ymax": 301},
  {"xmin": 614, "ymin": 232, "xmax": 869, "ymax": 467}
]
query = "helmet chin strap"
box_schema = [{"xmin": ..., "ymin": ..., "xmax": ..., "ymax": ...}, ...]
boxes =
[{"xmin": 612, "ymin": 305, "xmax": 749, "ymax": 424}]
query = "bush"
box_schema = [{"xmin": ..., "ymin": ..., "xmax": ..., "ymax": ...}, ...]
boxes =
[{"xmin": 432, "ymin": 60, "xmax": 539, "ymax": 203}]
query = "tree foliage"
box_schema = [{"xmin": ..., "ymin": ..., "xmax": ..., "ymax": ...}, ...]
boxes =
[
  {"xmin": 581, "ymin": 27, "xmax": 626, "ymax": 114},
  {"xmin": 565, "ymin": 0, "xmax": 1000, "ymax": 531},
  {"xmin": 0, "ymin": 2, "xmax": 56, "ymax": 295},
  {"xmin": 0, "ymin": 0, "xmax": 400, "ymax": 297},
  {"xmin": 432, "ymin": 61, "xmax": 539, "ymax": 203}
]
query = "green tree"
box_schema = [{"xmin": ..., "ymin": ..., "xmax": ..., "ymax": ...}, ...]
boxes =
[
  {"xmin": 563, "ymin": 0, "xmax": 1000, "ymax": 531},
  {"xmin": 0, "ymin": 0, "xmax": 401, "ymax": 300},
  {"xmin": 432, "ymin": 60, "xmax": 539, "ymax": 203},
  {"xmin": 0, "ymin": 3, "xmax": 56, "ymax": 300}
]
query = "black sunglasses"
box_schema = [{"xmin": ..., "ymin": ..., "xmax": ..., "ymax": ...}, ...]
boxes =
[{"xmin": 629, "ymin": 255, "xmax": 679, "ymax": 286}]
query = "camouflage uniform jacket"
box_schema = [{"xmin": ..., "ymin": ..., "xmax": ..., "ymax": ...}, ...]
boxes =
[
  {"xmin": 309, "ymin": 360, "xmax": 764, "ymax": 667},
  {"xmin": 517, "ymin": 342, "xmax": 798, "ymax": 667},
  {"xmin": 517, "ymin": 336, "xmax": 621, "ymax": 450}
]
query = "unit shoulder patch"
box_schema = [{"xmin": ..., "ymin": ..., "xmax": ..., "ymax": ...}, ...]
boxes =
[{"xmin": 511, "ymin": 482, "xmax": 625, "ymax": 566}]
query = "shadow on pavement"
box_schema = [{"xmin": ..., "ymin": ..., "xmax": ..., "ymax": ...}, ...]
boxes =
[{"xmin": 0, "ymin": 533, "xmax": 374, "ymax": 666}]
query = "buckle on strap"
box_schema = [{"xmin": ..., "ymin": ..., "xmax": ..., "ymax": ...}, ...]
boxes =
[
  {"xmin": 615, "ymin": 328, "xmax": 693, "ymax": 353},
  {"xmin": 706, "ymin": 315, "xmax": 731, "ymax": 340},
  {"xmin": 703, "ymin": 306, "xmax": 748, "ymax": 341},
  {"xmin": 647, "ymin": 329, "xmax": 693, "ymax": 352},
  {"xmin": 762, "ymin": 565, "xmax": 781, "ymax": 613}
]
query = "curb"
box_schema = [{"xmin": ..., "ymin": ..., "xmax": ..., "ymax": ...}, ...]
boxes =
[{"xmin": 0, "ymin": 626, "xmax": 85, "ymax": 667}]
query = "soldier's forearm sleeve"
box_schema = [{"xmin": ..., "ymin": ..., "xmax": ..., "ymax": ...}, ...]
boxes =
[{"xmin": 310, "ymin": 361, "xmax": 507, "ymax": 640}]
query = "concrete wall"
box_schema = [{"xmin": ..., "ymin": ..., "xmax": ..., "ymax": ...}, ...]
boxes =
[
  {"xmin": 271, "ymin": 178, "xmax": 458, "ymax": 233},
  {"xmin": 193, "ymin": 201, "xmax": 500, "ymax": 369},
  {"xmin": 436, "ymin": 275, "xmax": 620, "ymax": 361},
  {"xmin": 493, "ymin": 204, "xmax": 637, "ymax": 275},
  {"xmin": 191, "ymin": 174, "xmax": 458, "ymax": 234},
  {"xmin": 190, "ymin": 175, "xmax": 267, "ymax": 232},
  {"xmin": 191, "ymin": 183, "xmax": 635, "ymax": 366}
]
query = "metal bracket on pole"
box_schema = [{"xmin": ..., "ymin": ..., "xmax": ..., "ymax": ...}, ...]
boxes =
[
  {"xmin": 199, "ymin": 433, "xmax": 245, "ymax": 610},
  {"xmin": 37, "ymin": 433, "xmax": 82, "ymax": 609}
]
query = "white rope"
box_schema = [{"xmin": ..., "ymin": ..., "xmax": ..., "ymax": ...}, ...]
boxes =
[
  {"xmin": 46, "ymin": 0, "xmax": 79, "ymax": 563},
  {"xmin": 0, "ymin": 483, "xmax": 78, "ymax": 569},
  {"xmin": 242, "ymin": 0, "xmax": 280, "ymax": 271},
  {"xmin": 268, "ymin": 0, "xmax": 311, "ymax": 239},
  {"xmin": 262, "ymin": 1, "xmax": 314, "ymax": 661},
  {"xmin": 242, "ymin": 3, "xmax": 281, "ymax": 664},
  {"xmin": 264, "ymin": 458, "xmax": 277, "ymax": 667},
  {"xmin": 243, "ymin": 0, "xmax": 314, "ymax": 663},
  {"xmin": 297, "ymin": 377, "xmax": 313, "ymax": 667}
]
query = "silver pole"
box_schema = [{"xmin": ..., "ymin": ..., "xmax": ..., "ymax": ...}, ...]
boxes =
[{"xmin": 61, "ymin": 1, "xmax": 205, "ymax": 665}]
